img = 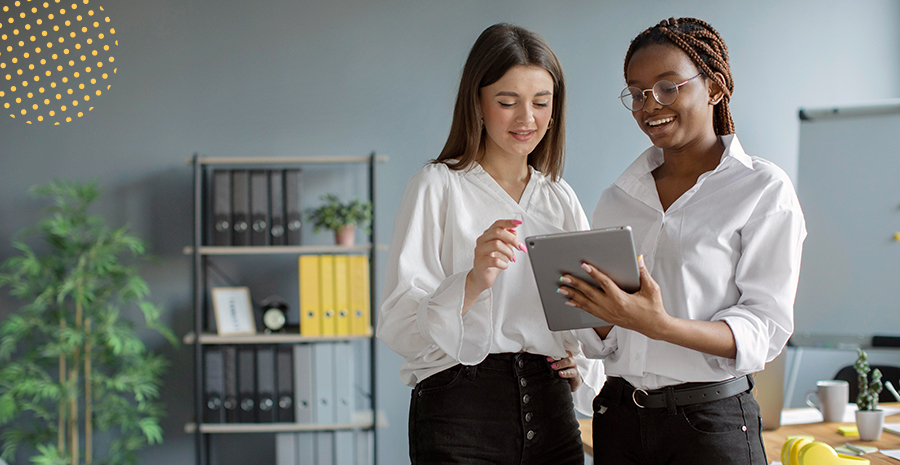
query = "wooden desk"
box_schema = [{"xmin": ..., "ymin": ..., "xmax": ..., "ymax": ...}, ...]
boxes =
[{"xmin": 579, "ymin": 404, "xmax": 900, "ymax": 464}]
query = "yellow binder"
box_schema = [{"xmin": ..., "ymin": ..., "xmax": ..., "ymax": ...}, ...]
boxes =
[
  {"xmin": 333, "ymin": 254, "xmax": 350, "ymax": 336},
  {"xmin": 319, "ymin": 254, "xmax": 336, "ymax": 336},
  {"xmin": 349, "ymin": 254, "xmax": 371, "ymax": 336},
  {"xmin": 298, "ymin": 255, "xmax": 321, "ymax": 336}
]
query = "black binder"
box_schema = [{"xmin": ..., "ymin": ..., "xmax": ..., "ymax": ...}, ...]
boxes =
[
  {"xmin": 269, "ymin": 170, "xmax": 286, "ymax": 246},
  {"xmin": 203, "ymin": 347, "xmax": 225, "ymax": 424},
  {"xmin": 250, "ymin": 170, "xmax": 270, "ymax": 246},
  {"xmin": 237, "ymin": 345, "xmax": 257, "ymax": 423},
  {"xmin": 212, "ymin": 170, "xmax": 231, "ymax": 246},
  {"xmin": 256, "ymin": 345, "xmax": 276, "ymax": 423},
  {"xmin": 284, "ymin": 169, "xmax": 302, "ymax": 245},
  {"xmin": 276, "ymin": 344, "xmax": 294, "ymax": 422},
  {"xmin": 232, "ymin": 170, "xmax": 251, "ymax": 246},
  {"xmin": 222, "ymin": 345, "xmax": 239, "ymax": 423}
]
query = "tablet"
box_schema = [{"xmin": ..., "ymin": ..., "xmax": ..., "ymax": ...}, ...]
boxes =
[{"xmin": 525, "ymin": 226, "xmax": 640, "ymax": 331}]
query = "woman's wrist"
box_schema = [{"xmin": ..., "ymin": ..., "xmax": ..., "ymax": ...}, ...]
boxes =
[
  {"xmin": 462, "ymin": 270, "xmax": 484, "ymax": 314},
  {"xmin": 642, "ymin": 311, "xmax": 675, "ymax": 342}
]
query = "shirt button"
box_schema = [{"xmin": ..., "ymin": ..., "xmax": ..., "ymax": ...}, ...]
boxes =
[
  {"xmin": 526, "ymin": 430, "xmax": 535, "ymax": 440},
  {"xmin": 520, "ymin": 378, "xmax": 527, "ymax": 387},
  {"xmin": 517, "ymin": 360, "xmax": 524, "ymax": 368},
  {"xmin": 523, "ymin": 394, "xmax": 530, "ymax": 404},
  {"xmin": 525, "ymin": 412, "xmax": 533, "ymax": 422},
  {"xmin": 741, "ymin": 425, "xmax": 748, "ymax": 432}
]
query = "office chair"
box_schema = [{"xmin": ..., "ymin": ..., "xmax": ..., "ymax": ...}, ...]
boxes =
[{"xmin": 833, "ymin": 365, "xmax": 900, "ymax": 404}]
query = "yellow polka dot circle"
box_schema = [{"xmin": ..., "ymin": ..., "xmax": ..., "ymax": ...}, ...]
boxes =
[{"xmin": 1, "ymin": 0, "xmax": 117, "ymax": 125}]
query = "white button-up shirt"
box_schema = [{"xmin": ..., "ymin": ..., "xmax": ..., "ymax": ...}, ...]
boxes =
[
  {"xmin": 377, "ymin": 162, "xmax": 604, "ymax": 413},
  {"xmin": 576, "ymin": 135, "xmax": 806, "ymax": 390}
]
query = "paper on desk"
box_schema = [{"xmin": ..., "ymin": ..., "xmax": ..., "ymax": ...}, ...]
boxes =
[
  {"xmin": 781, "ymin": 404, "xmax": 900, "ymax": 425},
  {"xmin": 885, "ymin": 422, "xmax": 900, "ymax": 436},
  {"xmin": 881, "ymin": 449, "xmax": 900, "ymax": 461}
]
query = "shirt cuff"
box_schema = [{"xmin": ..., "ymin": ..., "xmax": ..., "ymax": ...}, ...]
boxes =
[
  {"xmin": 575, "ymin": 327, "xmax": 619, "ymax": 359},
  {"xmin": 572, "ymin": 356, "xmax": 606, "ymax": 416},
  {"xmin": 715, "ymin": 315, "xmax": 765, "ymax": 375},
  {"xmin": 416, "ymin": 270, "xmax": 493, "ymax": 365}
]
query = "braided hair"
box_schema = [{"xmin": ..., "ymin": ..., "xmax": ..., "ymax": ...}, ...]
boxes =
[{"xmin": 624, "ymin": 17, "xmax": 735, "ymax": 135}]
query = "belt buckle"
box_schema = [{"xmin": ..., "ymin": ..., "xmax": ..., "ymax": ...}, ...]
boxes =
[{"xmin": 632, "ymin": 388, "xmax": 648, "ymax": 408}]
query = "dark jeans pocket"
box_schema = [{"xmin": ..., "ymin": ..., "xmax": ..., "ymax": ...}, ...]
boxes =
[
  {"xmin": 416, "ymin": 365, "xmax": 464, "ymax": 395},
  {"xmin": 680, "ymin": 395, "xmax": 748, "ymax": 434}
]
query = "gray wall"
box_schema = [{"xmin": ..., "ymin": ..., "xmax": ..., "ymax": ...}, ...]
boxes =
[{"xmin": 1, "ymin": 1, "xmax": 899, "ymax": 463}]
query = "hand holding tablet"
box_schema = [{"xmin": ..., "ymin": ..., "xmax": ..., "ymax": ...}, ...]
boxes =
[{"xmin": 525, "ymin": 226, "xmax": 641, "ymax": 331}]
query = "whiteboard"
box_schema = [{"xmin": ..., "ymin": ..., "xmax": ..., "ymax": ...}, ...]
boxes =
[{"xmin": 793, "ymin": 100, "xmax": 900, "ymax": 337}]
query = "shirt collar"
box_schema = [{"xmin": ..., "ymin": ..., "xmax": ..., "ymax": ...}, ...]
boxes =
[{"xmin": 614, "ymin": 134, "xmax": 752, "ymax": 193}]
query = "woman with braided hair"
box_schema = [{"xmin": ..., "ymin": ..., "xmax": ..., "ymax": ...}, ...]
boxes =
[{"xmin": 561, "ymin": 17, "xmax": 806, "ymax": 463}]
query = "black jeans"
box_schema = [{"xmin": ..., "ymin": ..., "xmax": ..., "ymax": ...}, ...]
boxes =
[
  {"xmin": 592, "ymin": 377, "xmax": 767, "ymax": 465},
  {"xmin": 409, "ymin": 352, "xmax": 583, "ymax": 465}
]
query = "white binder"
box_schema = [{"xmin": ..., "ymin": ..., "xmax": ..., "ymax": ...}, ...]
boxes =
[
  {"xmin": 293, "ymin": 345, "xmax": 314, "ymax": 423},
  {"xmin": 314, "ymin": 343, "xmax": 335, "ymax": 465}
]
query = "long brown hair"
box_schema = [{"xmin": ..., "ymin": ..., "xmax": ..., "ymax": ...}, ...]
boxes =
[
  {"xmin": 434, "ymin": 23, "xmax": 567, "ymax": 181},
  {"xmin": 624, "ymin": 17, "xmax": 735, "ymax": 135}
]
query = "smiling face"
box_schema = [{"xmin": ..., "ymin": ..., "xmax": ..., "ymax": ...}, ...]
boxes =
[
  {"xmin": 626, "ymin": 44, "xmax": 720, "ymax": 154},
  {"xmin": 479, "ymin": 65, "xmax": 554, "ymax": 164}
]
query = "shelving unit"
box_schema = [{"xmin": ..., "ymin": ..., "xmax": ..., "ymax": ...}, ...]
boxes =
[{"xmin": 188, "ymin": 153, "xmax": 384, "ymax": 465}]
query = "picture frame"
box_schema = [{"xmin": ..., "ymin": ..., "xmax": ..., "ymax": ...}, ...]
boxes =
[{"xmin": 211, "ymin": 286, "xmax": 256, "ymax": 335}]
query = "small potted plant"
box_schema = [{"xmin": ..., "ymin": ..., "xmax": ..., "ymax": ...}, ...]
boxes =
[
  {"xmin": 307, "ymin": 194, "xmax": 372, "ymax": 246},
  {"xmin": 854, "ymin": 347, "xmax": 884, "ymax": 440}
]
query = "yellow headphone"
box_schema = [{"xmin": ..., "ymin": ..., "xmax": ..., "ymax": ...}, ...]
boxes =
[{"xmin": 781, "ymin": 436, "xmax": 870, "ymax": 465}]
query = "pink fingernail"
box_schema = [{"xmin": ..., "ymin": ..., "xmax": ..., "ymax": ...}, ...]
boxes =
[
  {"xmin": 558, "ymin": 277, "xmax": 571, "ymax": 284},
  {"xmin": 511, "ymin": 219, "xmax": 523, "ymax": 225},
  {"xmin": 511, "ymin": 255, "xmax": 516, "ymax": 263},
  {"xmin": 551, "ymin": 363, "xmax": 558, "ymax": 369},
  {"xmin": 565, "ymin": 301, "xmax": 577, "ymax": 307},
  {"xmin": 546, "ymin": 356, "xmax": 553, "ymax": 362},
  {"xmin": 518, "ymin": 243, "xmax": 527, "ymax": 252},
  {"xmin": 580, "ymin": 263, "xmax": 591, "ymax": 272}
]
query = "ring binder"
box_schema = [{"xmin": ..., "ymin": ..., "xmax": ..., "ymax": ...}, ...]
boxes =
[
  {"xmin": 285, "ymin": 169, "xmax": 303, "ymax": 245},
  {"xmin": 256, "ymin": 345, "xmax": 276, "ymax": 423},
  {"xmin": 250, "ymin": 170, "xmax": 270, "ymax": 246},
  {"xmin": 270, "ymin": 170, "xmax": 286, "ymax": 246},
  {"xmin": 232, "ymin": 170, "xmax": 251, "ymax": 246},
  {"xmin": 212, "ymin": 170, "xmax": 232, "ymax": 246},
  {"xmin": 237, "ymin": 345, "xmax": 257, "ymax": 423}
]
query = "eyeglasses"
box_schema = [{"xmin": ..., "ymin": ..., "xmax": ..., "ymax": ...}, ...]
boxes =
[{"xmin": 619, "ymin": 73, "xmax": 704, "ymax": 111}]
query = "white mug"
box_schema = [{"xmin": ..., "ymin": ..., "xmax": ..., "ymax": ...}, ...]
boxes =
[{"xmin": 805, "ymin": 380, "xmax": 849, "ymax": 423}]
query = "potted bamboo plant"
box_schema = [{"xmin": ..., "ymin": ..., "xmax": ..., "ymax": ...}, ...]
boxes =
[
  {"xmin": 307, "ymin": 194, "xmax": 372, "ymax": 246},
  {"xmin": 0, "ymin": 181, "xmax": 176, "ymax": 465},
  {"xmin": 854, "ymin": 347, "xmax": 884, "ymax": 441}
]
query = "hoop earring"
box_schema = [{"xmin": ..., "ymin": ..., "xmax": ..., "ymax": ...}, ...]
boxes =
[{"xmin": 547, "ymin": 117, "xmax": 554, "ymax": 129}]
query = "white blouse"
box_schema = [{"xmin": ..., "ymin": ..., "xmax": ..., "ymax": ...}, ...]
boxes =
[
  {"xmin": 576, "ymin": 135, "xmax": 807, "ymax": 390},
  {"xmin": 377, "ymin": 161, "xmax": 604, "ymax": 413}
]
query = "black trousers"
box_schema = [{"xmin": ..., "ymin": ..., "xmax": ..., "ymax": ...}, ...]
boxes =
[
  {"xmin": 592, "ymin": 376, "xmax": 767, "ymax": 465},
  {"xmin": 409, "ymin": 352, "xmax": 584, "ymax": 465}
]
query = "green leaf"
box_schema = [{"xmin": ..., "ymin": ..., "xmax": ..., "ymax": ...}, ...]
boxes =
[
  {"xmin": 0, "ymin": 393, "xmax": 18, "ymax": 423},
  {"xmin": 29, "ymin": 443, "xmax": 68, "ymax": 465},
  {"xmin": 138, "ymin": 417, "xmax": 163, "ymax": 444}
]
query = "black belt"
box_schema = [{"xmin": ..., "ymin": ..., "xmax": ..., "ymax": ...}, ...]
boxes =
[{"xmin": 626, "ymin": 375, "xmax": 752, "ymax": 409}]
